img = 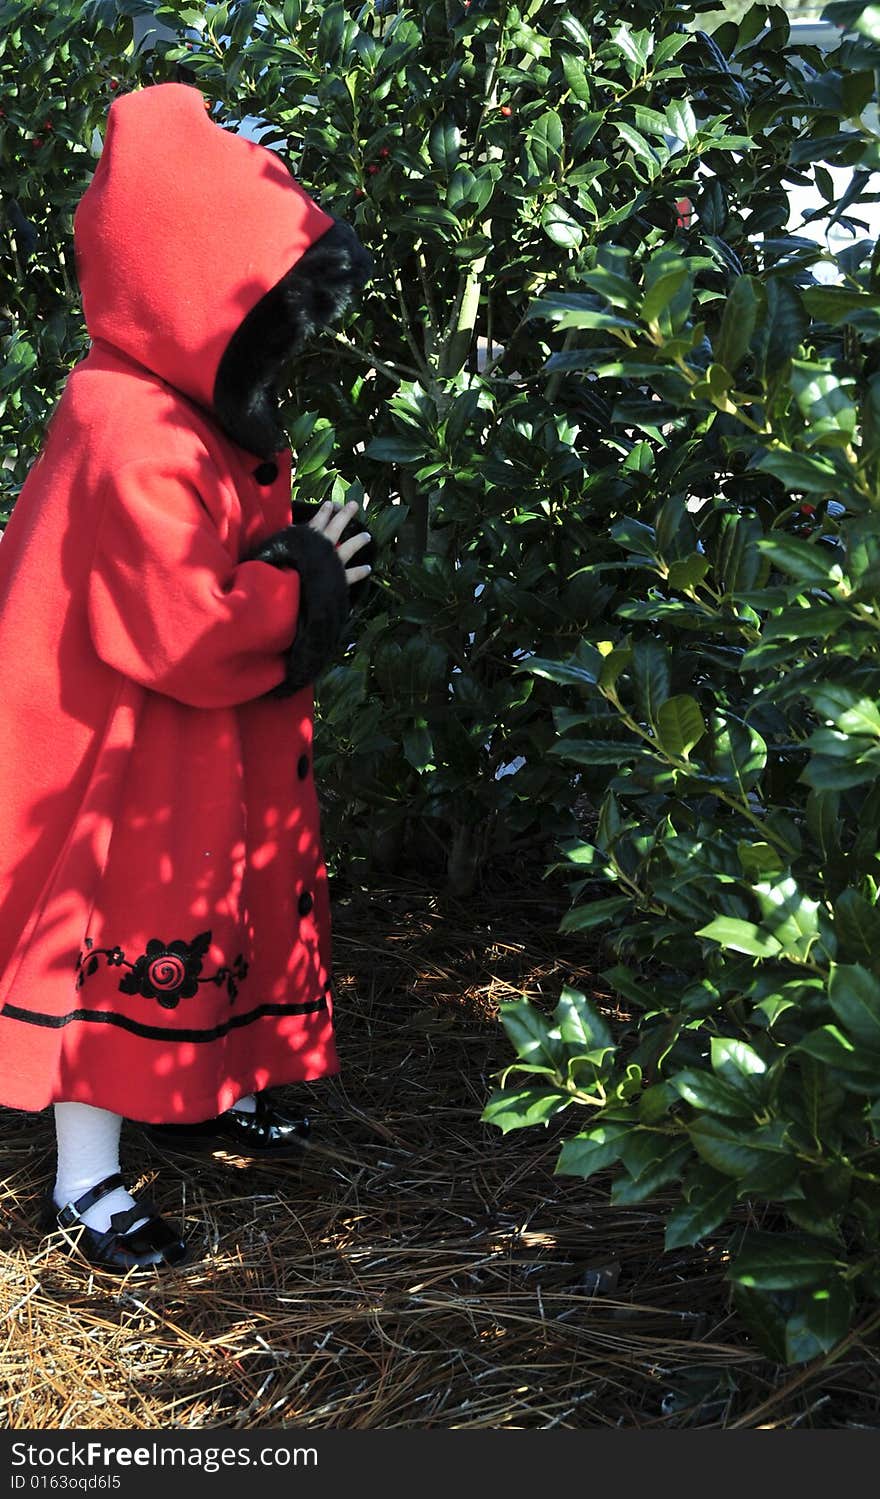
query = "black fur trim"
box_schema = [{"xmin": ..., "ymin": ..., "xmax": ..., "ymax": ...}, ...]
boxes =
[
  {"xmin": 214, "ymin": 218, "xmax": 373, "ymax": 458},
  {"xmin": 246, "ymin": 523, "xmax": 351, "ymax": 697}
]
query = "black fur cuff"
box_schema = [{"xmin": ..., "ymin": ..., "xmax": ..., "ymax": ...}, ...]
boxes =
[{"xmin": 246, "ymin": 524, "xmax": 350, "ymax": 697}]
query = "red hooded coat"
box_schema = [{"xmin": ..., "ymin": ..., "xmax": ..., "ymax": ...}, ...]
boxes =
[{"xmin": 0, "ymin": 83, "xmax": 351, "ymax": 1122}]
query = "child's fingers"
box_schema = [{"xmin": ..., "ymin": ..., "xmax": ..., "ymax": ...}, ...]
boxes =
[
  {"xmin": 345, "ymin": 563, "xmax": 372, "ymax": 585},
  {"xmin": 335, "ymin": 530, "xmax": 371, "ymax": 565},
  {"xmin": 306, "ymin": 499, "xmax": 360, "ymax": 543}
]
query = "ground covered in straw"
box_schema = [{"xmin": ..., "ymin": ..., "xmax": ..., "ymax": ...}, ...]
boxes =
[{"xmin": 2, "ymin": 858, "xmax": 879, "ymax": 1429}]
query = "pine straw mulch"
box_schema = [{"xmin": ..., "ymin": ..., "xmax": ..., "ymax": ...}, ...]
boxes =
[{"xmin": 2, "ymin": 858, "xmax": 880, "ymax": 1430}]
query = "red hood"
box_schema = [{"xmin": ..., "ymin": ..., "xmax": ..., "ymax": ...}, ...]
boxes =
[{"xmin": 73, "ymin": 82, "xmax": 334, "ymax": 414}]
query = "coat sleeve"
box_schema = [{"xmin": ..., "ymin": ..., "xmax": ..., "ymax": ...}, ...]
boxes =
[{"xmin": 86, "ymin": 457, "xmax": 306, "ymax": 709}]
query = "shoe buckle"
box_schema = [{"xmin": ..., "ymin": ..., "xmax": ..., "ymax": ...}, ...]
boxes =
[{"xmin": 56, "ymin": 1202, "xmax": 85, "ymax": 1230}]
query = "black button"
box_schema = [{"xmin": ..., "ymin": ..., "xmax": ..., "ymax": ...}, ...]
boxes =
[
  {"xmin": 298, "ymin": 890, "xmax": 314, "ymax": 916},
  {"xmin": 297, "ymin": 754, "xmax": 309, "ymax": 779},
  {"xmin": 254, "ymin": 461, "xmax": 278, "ymax": 485}
]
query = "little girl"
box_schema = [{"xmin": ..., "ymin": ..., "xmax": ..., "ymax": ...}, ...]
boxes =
[{"xmin": 0, "ymin": 82, "xmax": 374, "ymax": 1272}]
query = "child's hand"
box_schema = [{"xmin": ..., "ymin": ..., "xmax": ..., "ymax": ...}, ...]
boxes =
[{"xmin": 307, "ymin": 499, "xmax": 372, "ymax": 589}]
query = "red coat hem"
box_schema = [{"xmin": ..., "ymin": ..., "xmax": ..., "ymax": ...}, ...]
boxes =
[
  {"xmin": 0, "ymin": 993, "xmax": 339, "ymax": 1123},
  {"xmin": 40, "ymin": 1054, "xmax": 341, "ymax": 1126}
]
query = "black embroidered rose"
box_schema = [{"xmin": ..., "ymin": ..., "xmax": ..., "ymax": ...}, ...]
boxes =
[
  {"xmin": 119, "ymin": 931, "xmax": 212, "ymax": 1009},
  {"xmin": 75, "ymin": 930, "xmax": 251, "ymax": 1011}
]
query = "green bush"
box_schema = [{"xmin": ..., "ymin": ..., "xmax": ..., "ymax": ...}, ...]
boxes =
[
  {"xmin": 9, "ymin": 0, "xmax": 854, "ymax": 893},
  {"xmin": 0, "ymin": 1, "xmax": 129, "ymax": 515},
  {"xmin": 484, "ymin": 1, "xmax": 880, "ymax": 1364}
]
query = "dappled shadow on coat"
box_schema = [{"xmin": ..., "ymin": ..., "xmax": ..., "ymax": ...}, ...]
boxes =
[{"xmin": 0, "ymin": 334, "xmax": 333, "ymax": 1124}]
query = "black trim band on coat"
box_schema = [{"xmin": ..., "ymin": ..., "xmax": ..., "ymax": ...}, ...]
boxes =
[{"xmin": 0, "ymin": 995, "xmax": 328, "ymax": 1044}]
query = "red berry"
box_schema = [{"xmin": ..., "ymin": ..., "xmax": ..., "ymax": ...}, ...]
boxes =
[
  {"xmin": 44, "ymin": 118, "xmax": 52, "ymax": 129},
  {"xmin": 500, "ymin": 105, "xmax": 512, "ymax": 117},
  {"xmin": 367, "ymin": 163, "xmax": 379, "ymax": 175},
  {"xmin": 110, "ymin": 79, "xmax": 119, "ymax": 90},
  {"xmin": 355, "ymin": 187, "xmax": 366, "ymax": 198},
  {"xmin": 379, "ymin": 146, "xmax": 390, "ymax": 158},
  {"xmin": 0, "ymin": 109, "xmax": 6, "ymax": 118},
  {"xmin": 799, "ymin": 503, "xmax": 817, "ymax": 516}
]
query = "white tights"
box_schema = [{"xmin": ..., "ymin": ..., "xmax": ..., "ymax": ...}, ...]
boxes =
[{"xmin": 52, "ymin": 1093, "xmax": 256, "ymax": 1234}]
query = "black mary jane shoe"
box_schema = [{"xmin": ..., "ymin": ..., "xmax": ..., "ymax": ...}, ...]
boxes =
[
  {"xmin": 141, "ymin": 1093, "xmax": 311, "ymax": 1158},
  {"xmin": 40, "ymin": 1171, "xmax": 189, "ymax": 1273}
]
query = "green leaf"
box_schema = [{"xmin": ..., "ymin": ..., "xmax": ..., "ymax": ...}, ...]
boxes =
[
  {"xmin": 610, "ymin": 21, "xmax": 653, "ymax": 76},
  {"xmin": 560, "ymin": 51, "xmax": 592, "ymax": 103},
  {"xmin": 714, "ymin": 275, "xmax": 759, "ymax": 374},
  {"xmin": 610, "ymin": 1143, "xmax": 691, "ymax": 1205},
  {"xmin": 540, "ymin": 200, "xmax": 583, "ymax": 250},
  {"xmin": 665, "ymin": 98, "xmax": 698, "ymax": 149},
  {"xmin": 696, "ymin": 918, "xmax": 782, "ymax": 959},
  {"xmin": 730, "ymin": 1232, "xmax": 843, "ymax": 1292},
  {"xmin": 558, "ymin": 895, "xmax": 631, "ymax": 933},
  {"xmin": 834, "ymin": 889, "xmax": 880, "ymax": 964},
  {"xmin": 428, "ymin": 116, "xmax": 461, "ymax": 173},
  {"xmin": 688, "ymin": 1117, "xmax": 792, "ymax": 1182},
  {"xmin": 664, "ymin": 1171, "xmax": 738, "ymax": 1250},
  {"xmin": 753, "ymin": 453, "xmax": 839, "ymax": 501},
  {"xmin": 639, "ymin": 1081, "xmax": 675, "ymax": 1122},
  {"xmin": 610, "ymin": 516, "xmax": 658, "ymax": 557},
  {"xmin": 498, "ymin": 998, "xmax": 564, "ymax": 1071},
  {"xmin": 717, "ymin": 511, "xmax": 764, "ymax": 593},
  {"xmin": 559, "ymin": 12, "xmax": 590, "ymax": 46},
  {"xmin": 550, "ymin": 738, "xmax": 643, "ymax": 765},
  {"xmin": 802, "ymin": 283, "xmax": 880, "ymax": 324},
  {"xmin": 552, "ymin": 985, "xmax": 614, "ymax": 1053},
  {"xmin": 811, "ymin": 684, "xmax": 880, "ymax": 738},
  {"xmin": 667, "ymin": 553, "xmax": 710, "ymax": 591},
  {"xmin": 482, "ymin": 1085, "xmax": 571, "ymax": 1134},
  {"xmin": 555, "ymin": 1122, "xmax": 629, "ymax": 1179},
  {"xmin": 316, "ymin": 0, "xmax": 346, "ymax": 63},
  {"xmin": 642, "ymin": 264, "xmax": 690, "ymax": 325},
  {"xmin": 797, "ymin": 1023, "xmax": 876, "ymax": 1074},
  {"xmin": 614, "ymin": 122, "xmax": 661, "ymax": 179},
  {"xmin": 530, "ymin": 293, "xmax": 639, "ymax": 333},
  {"xmin": 402, "ymin": 720, "xmax": 434, "ymax": 773},
  {"xmin": 733, "ymin": 1286, "xmax": 788, "ymax": 1364},
  {"xmin": 520, "ymin": 653, "xmax": 600, "ymax": 688},
  {"xmin": 784, "ymin": 1278, "xmax": 853, "ymax": 1364},
  {"xmin": 789, "ymin": 360, "xmax": 857, "ymax": 447},
  {"xmin": 828, "ymin": 963, "xmax": 880, "ymax": 1051},
  {"xmin": 631, "ymin": 637, "xmax": 670, "ymax": 724},
  {"xmin": 295, "ymin": 425, "xmax": 336, "ymax": 476},
  {"xmin": 655, "ymin": 695, "xmax": 705, "ymax": 759},
  {"xmin": 670, "ymin": 1069, "xmax": 756, "ymax": 1119},
  {"xmin": 710, "ymin": 1037, "xmax": 767, "ymax": 1082},
  {"xmin": 737, "ymin": 840, "xmax": 786, "ymax": 881},
  {"xmin": 365, "ymin": 436, "xmax": 426, "ymax": 464},
  {"xmin": 711, "ymin": 713, "xmax": 767, "ymax": 794},
  {"xmin": 528, "ymin": 109, "xmax": 563, "ymax": 176},
  {"xmin": 756, "ymin": 278, "xmax": 809, "ymax": 377},
  {"xmin": 752, "ymin": 877, "xmax": 821, "ymax": 961},
  {"xmin": 509, "ymin": 23, "xmax": 551, "ymax": 57}
]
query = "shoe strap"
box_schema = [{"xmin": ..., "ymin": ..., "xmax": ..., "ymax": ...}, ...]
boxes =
[{"xmin": 56, "ymin": 1171, "xmax": 125, "ymax": 1229}]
